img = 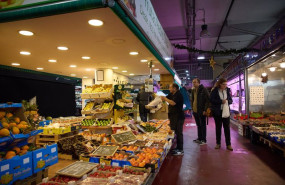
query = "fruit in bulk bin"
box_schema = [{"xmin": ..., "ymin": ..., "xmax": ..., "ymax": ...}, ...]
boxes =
[
  {"xmin": 50, "ymin": 175, "xmax": 80, "ymax": 183},
  {"xmin": 0, "ymin": 145, "xmax": 38, "ymax": 161}
]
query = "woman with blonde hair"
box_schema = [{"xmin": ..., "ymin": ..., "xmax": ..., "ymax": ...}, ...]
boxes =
[{"xmin": 210, "ymin": 78, "xmax": 233, "ymax": 151}]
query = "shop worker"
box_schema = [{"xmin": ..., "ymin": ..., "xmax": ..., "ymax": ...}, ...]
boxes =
[
  {"xmin": 161, "ymin": 83, "xmax": 185, "ymax": 155},
  {"xmin": 136, "ymin": 85, "xmax": 152, "ymax": 122},
  {"xmin": 210, "ymin": 78, "xmax": 233, "ymax": 151},
  {"xmin": 191, "ymin": 78, "xmax": 210, "ymax": 145}
]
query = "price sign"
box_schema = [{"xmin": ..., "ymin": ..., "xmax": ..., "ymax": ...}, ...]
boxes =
[
  {"xmin": 92, "ymin": 145, "xmax": 118, "ymax": 157},
  {"xmin": 57, "ymin": 161, "xmax": 98, "ymax": 178},
  {"xmin": 111, "ymin": 131, "xmax": 137, "ymax": 144}
]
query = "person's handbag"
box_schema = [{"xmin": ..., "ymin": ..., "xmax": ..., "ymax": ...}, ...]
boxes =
[{"xmin": 205, "ymin": 108, "xmax": 212, "ymax": 117}]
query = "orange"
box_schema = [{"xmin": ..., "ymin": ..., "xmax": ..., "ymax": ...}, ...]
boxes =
[
  {"xmin": 2, "ymin": 122, "xmax": 9, "ymax": 129},
  {"xmin": 6, "ymin": 113, "xmax": 13, "ymax": 118},
  {"xmin": 133, "ymin": 161, "xmax": 139, "ymax": 167},
  {"xmin": 22, "ymin": 145, "xmax": 29, "ymax": 150},
  {"xmin": 20, "ymin": 149, "xmax": 27, "ymax": 155},
  {"xmin": 14, "ymin": 117, "xmax": 20, "ymax": 124},
  {"xmin": 139, "ymin": 162, "xmax": 145, "ymax": 167},
  {"xmin": 9, "ymin": 122, "xmax": 17, "ymax": 128},
  {"xmin": 0, "ymin": 111, "xmax": 6, "ymax": 119},
  {"xmin": 0, "ymin": 128, "xmax": 10, "ymax": 137},
  {"xmin": 5, "ymin": 151, "xmax": 16, "ymax": 159},
  {"xmin": 12, "ymin": 127, "xmax": 20, "ymax": 134},
  {"xmin": 17, "ymin": 124, "xmax": 27, "ymax": 129},
  {"xmin": 1, "ymin": 118, "xmax": 8, "ymax": 123},
  {"xmin": 20, "ymin": 121, "xmax": 28, "ymax": 125},
  {"xmin": 13, "ymin": 147, "xmax": 21, "ymax": 154},
  {"xmin": 6, "ymin": 154, "xmax": 16, "ymax": 160}
]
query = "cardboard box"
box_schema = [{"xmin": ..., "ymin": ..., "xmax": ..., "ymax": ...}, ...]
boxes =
[
  {"xmin": 45, "ymin": 144, "xmax": 58, "ymax": 167},
  {"xmin": 32, "ymin": 148, "xmax": 47, "ymax": 173},
  {"xmin": 13, "ymin": 152, "xmax": 33, "ymax": 181}
]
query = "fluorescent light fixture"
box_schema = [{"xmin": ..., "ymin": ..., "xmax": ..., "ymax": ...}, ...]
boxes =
[
  {"xmin": 69, "ymin": 65, "xmax": 77, "ymax": 68},
  {"xmin": 88, "ymin": 19, "xmax": 103, "ymax": 26},
  {"xmin": 48, "ymin": 59, "xmax": 57, "ymax": 63},
  {"xmin": 129, "ymin": 51, "xmax": 139, "ymax": 55},
  {"xmin": 37, "ymin": 67, "xmax": 44, "ymax": 70},
  {"xmin": 112, "ymin": 67, "xmax": 119, "ymax": 69},
  {"xmin": 140, "ymin": 59, "xmax": 148, "ymax": 62},
  {"xmin": 272, "ymin": 54, "xmax": 276, "ymax": 57},
  {"xmin": 197, "ymin": 55, "xmax": 205, "ymax": 60},
  {"xmin": 20, "ymin": 51, "xmax": 31, "ymax": 55},
  {"xmin": 129, "ymin": 73, "xmax": 134, "ymax": 76},
  {"xmin": 11, "ymin": 63, "xmax": 20, "ymax": 66},
  {"xmin": 122, "ymin": 70, "xmax": 127, "ymax": 73},
  {"xmin": 71, "ymin": 74, "xmax": 76, "ymax": 76},
  {"xmin": 280, "ymin": 62, "xmax": 285, "ymax": 68},
  {"xmin": 261, "ymin": 72, "xmax": 267, "ymax": 77},
  {"xmin": 186, "ymin": 70, "xmax": 188, "ymax": 72},
  {"xmin": 57, "ymin": 46, "xmax": 68, "ymax": 51},
  {"xmin": 269, "ymin": 67, "xmax": 276, "ymax": 72},
  {"xmin": 164, "ymin": 57, "xmax": 171, "ymax": 61},
  {"xmin": 82, "ymin": 56, "xmax": 90, "ymax": 60},
  {"xmin": 83, "ymin": 76, "xmax": 88, "ymax": 79},
  {"xmin": 154, "ymin": 69, "xmax": 159, "ymax": 71},
  {"xmin": 19, "ymin": 30, "xmax": 34, "ymax": 36}
]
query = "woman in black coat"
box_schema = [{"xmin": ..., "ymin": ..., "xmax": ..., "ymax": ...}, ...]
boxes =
[{"xmin": 210, "ymin": 78, "xmax": 233, "ymax": 151}]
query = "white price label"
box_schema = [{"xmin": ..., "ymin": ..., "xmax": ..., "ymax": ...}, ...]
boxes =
[
  {"xmin": 112, "ymin": 162, "xmax": 119, "ymax": 167},
  {"xmin": 37, "ymin": 152, "xmax": 42, "ymax": 158},
  {"xmin": 51, "ymin": 147, "xmax": 56, "ymax": 153},
  {"xmin": 1, "ymin": 164, "xmax": 9, "ymax": 172},
  {"xmin": 23, "ymin": 158, "xmax": 30, "ymax": 164}
]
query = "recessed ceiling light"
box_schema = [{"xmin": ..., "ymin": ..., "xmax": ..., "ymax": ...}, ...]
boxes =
[
  {"xmin": 154, "ymin": 68, "xmax": 159, "ymax": 71},
  {"xmin": 197, "ymin": 56, "xmax": 205, "ymax": 60},
  {"xmin": 86, "ymin": 68, "xmax": 92, "ymax": 71},
  {"xmin": 57, "ymin": 46, "xmax": 68, "ymax": 51},
  {"xmin": 272, "ymin": 54, "xmax": 276, "ymax": 57},
  {"xmin": 88, "ymin": 19, "xmax": 104, "ymax": 26},
  {"xmin": 83, "ymin": 76, "xmax": 88, "ymax": 79},
  {"xmin": 112, "ymin": 67, "xmax": 118, "ymax": 69},
  {"xmin": 140, "ymin": 59, "xmax": 148, "ymax": 63},
  {"xmin": 129, "ymin": 51, "xmax": 139, "ymax": 55},
  {"xmin": 20, "ymin": 51, "xmax": 31, "ymax": 55},
  {"xmin": 71, "ymin": 74, "xmax": 76, "ymax": 76},
  {"xmin": 122, "ymin": 70, "xmax": 127, "ymax": 73},
  {"xmin": 280, "ymin": 62, "xmax": 285, "ymax": 68},
  {"xmin": 19, "ymin": 30, "xmax": 34, "ymax": 36},
  {"xmin": 269, "ymin": 67, "xmax": 276, "ymax": 72},
  {"xmin": 129, "ymin": 73, "xmax": 134, "ymax": 76},
  {"xmin": 11, "ymin": 63, "xmax": 20, "ymax": 66},
  {"xmin": 82, "ymin": 56, "xmax": 90, "ymax": 60},
  {"xmin": 48, "ymin": 59, "xmax": 57, "ymax": 63},
  {"xmin": 37, "ymin": 67, "xmax": 44, "ymax": 70},
  {"xmin": 261, "ymin": 72, "xmax": 267, "ymax": 77},
  {"xmin": 70, "ymin": 65, "xmax": 77, "ymax": 68}
]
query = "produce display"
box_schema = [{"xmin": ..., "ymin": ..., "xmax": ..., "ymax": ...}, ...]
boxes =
[
  {"xmin": 82, "ymin": 86, "xmax": 112, "ymax": 94},
  {"xmin": 0, "ymin": 144, "xmax": 36, "ymax": 161},
  {"xmin": 81, "ymin": 119, "xmax": 113, "ymax": 127},
  {"xmin": 49, "ymin": 175, "xmax": 80, "ymax": 183},
  {"xmin": 83, "ymin": 102, "xmax": 95, "ymax": 111},
  {"xmin": 0, "ymin": 111, "xmax": 31, "ymax": 137}
]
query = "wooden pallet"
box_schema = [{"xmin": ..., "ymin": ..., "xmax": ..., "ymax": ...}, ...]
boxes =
[
  {"xmin": 260, "ymin": 137, "xmax": 285, "ymax": 157},
  {"xmin": 36, "ymin": 130, "xmax": 79, "ymax": 147},
  {"xmin": 13, "ymin": 168, "xmax": 48, "ymax": 185}
]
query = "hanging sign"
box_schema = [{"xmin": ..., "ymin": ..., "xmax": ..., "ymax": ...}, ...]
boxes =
[
  {"xmin": 0, "ymin": 0, "xmax": 51, "ymax": 10},
  {"xmin": 120, "ymin": 0, "xmax": 173, "ymax": 64}
]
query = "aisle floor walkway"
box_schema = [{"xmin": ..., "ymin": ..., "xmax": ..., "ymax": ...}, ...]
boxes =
[{"xmin": 153, "ymin": 117, "xmax": 285, "ymax": 185}]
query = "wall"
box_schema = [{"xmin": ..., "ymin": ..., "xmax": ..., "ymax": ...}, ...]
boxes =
[{"xmin": 113, "ymin": 72, "xmax": 129, "ymax": 84}]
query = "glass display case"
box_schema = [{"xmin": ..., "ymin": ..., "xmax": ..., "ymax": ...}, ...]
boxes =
[{"xmin": 228, "ymin": 74, "xmax": 245, "ymax": 113}]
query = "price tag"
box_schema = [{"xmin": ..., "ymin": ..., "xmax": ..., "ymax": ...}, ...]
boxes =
[
  {"xmin": 51, "ymin": 147, "xmax": 56, "ymax": 153},
  {"xmin": 145, "ymin": 141, "xmax": 153, "ymax": 147},
  {"xmin": 37, "ymin": 152, "xmax": 42, "ymax": 158},
  {"xmin": 1, "ymin": 164, "xmax": 9, "ymax": 172},
  {"xmin": 23, "ymin": 158, "xmax": 30, "ymax": 164},
  {"xmin": 112, "ymin": 162, "xmax": 119, "ymax": 167}
]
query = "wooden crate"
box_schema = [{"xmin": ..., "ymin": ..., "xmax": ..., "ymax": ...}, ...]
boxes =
[
  {"xmin": 14, "ymin": 168, "xmax": 48, "ymax": 185},
  {"xmin": 58, "ymin": 153, "xmax": 73, "ymax": 160},
  {"xmin": 36, "ymin": 130, "xmax": 79, "ymax": 147}
]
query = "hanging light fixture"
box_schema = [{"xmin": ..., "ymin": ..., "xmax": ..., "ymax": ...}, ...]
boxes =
[
  {"xmin": 269, "ymin": 66, "xmax": 277, "ymax": 72},
  {"xmin": 200, "ymin": 9, "xmax": 210, "ymax": 38},
  {"xmin": 261, "ymin": 72, "xmax": 267, "ymax": 77}
]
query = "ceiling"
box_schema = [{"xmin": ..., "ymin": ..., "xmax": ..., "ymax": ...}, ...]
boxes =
[
  {"xmin": 0, "ymin": 8, "xmax": 169, "ymax": 79},
  {"xmin": 152, "ymin": 0, "xmax": 285, "ymax": 64}
]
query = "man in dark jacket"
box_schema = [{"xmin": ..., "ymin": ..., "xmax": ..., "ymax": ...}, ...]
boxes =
[
  {"xmin": 161, "ymin": 83, "xmax": 185, "ymax": 155},
  {"xmin": 136, "ymin": 86, "xmax": 152, "ymax": 122},
  {"xmin": 191, "ymin": 78, "xmax": 210, "ymax": 145}
]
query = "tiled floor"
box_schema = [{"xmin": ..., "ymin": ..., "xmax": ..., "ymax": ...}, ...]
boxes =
[{"xmin": 152, "ymin": 117, "xmax": 285, "ymax": 185}]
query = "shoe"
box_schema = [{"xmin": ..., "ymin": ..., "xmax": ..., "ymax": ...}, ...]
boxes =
[
  {"xmin": 193, "ymin": 139, "xmax": 200, "ymax": 143},
  {"xmin": 199, "ymin": 141, "xmax": 207, "ymax": 145},
  {"xmin": 170, "ymin": 148, "xmax": 179, "ymax": 154},
  {"xmin": 172, "ymin": 150, "xmax": 184, "ymax": 156},
  {"xmin": 215, "ymin": 144, "xmax": 221, "ymax": 149},
  {"xmin": 227, "ymin": 145, "xmax": 233, "ymax": 151}
]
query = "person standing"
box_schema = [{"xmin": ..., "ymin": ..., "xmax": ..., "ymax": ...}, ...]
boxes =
[
  {"xmin": 191, "ymin": 78, "xmax": 210, "ymax": 145},
  {"xmin": 136, "ymin": 86, "xmax": 152, "ymax": 122},
  {"xmin": 210, "ymin": 78, "xmax": 233, "ymax": 151},
  {"xmin": 161, "ymin": 83, "xmax": 185, "ymax": 155}
]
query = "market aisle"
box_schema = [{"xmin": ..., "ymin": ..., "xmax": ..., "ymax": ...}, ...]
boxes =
[{"xmin": 153, "ymin": 117, "xmax": 285, "ymax": 185}]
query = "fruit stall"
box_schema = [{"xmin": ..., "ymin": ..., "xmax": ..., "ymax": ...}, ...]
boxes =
[{"xmin": 0, "ymin": 103, "xmax": 58, "ymax": 185}]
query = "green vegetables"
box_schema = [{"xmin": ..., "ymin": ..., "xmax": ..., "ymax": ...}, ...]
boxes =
[
  {"xmin": 81, "ymin": 119, "xmax": 111, "ymax": 126},
  {"xmin": 250, "ymin": 112, "xmax": 263, "ymax": 118},
  {"xmin": 142, "ymin": 123, "xmax": 157, "ymax": 132}
]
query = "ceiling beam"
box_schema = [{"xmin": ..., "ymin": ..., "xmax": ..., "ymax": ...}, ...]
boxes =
[{"xmin": 214, "ymin": 0, "xmax": 235, "ymax": 51}]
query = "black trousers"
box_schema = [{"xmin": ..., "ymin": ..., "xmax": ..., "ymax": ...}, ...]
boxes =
[
  {"xmin": 169, "ymin": 114, "xmax": 185, "ymax": 150},
  {"xmin": 139, "ymin": 104, "xmax": 148, "ymax": 122},
  {"xmin": 213, "ymin": 115, "xmax": 231, "ymax": 146},
  {"xmin": 193, "ymin": 112, "xmax": 207, "ymax": 142}
]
